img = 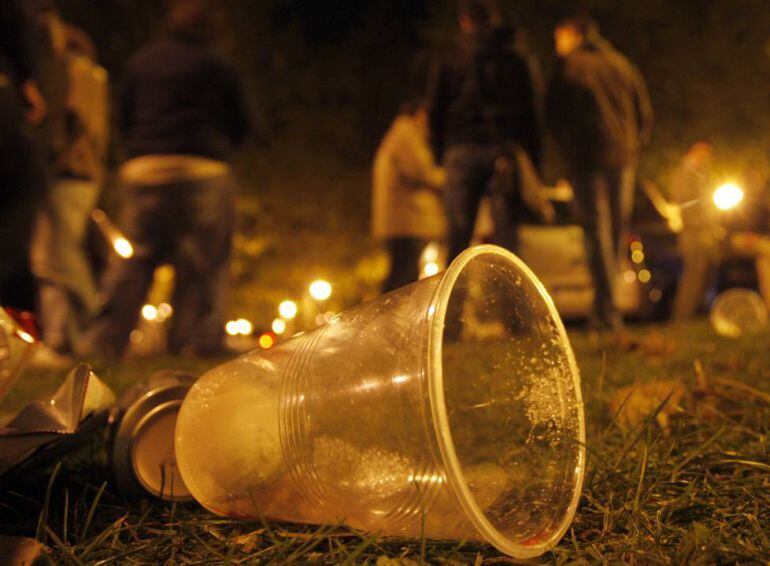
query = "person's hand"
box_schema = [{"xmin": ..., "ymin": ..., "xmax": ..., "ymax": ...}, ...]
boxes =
[
  {"xmin": 540, "ymin": 200, "xmax": 556, "ymax": 224},
  {"xmin": 666, "ymin": 204, "xmax": 683, "ymax": 233},
  {"xmin": 22, "ymin": 81, "xmax": 46, "ymax": 124}
]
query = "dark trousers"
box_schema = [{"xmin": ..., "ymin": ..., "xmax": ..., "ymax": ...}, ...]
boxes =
[
  {"xmin": 0, "ymin": 87, "xmax": 47, "ymax": 310},
  {"xmin": 383, "ymin": 237, "xmax": 429, "ymax": 293},
  {"xmin": 78, "ymin": 175, "xmax": 235, "ymax": 359},
  {"xmin": 443, "ymin": 144, "xmax": 524, "ymax": 262},
  {"xmin": 570, "ymin": 165, "xmax": 635, "ymax": 330}
]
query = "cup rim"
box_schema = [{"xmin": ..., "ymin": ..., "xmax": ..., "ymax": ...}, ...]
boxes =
[{"xmin": 426, "ymin": 244, "xmax": 586, "ymax": 559}]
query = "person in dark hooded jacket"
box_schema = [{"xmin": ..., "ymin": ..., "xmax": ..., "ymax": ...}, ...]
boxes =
[
  {"xmin": 427, "ymin": 0, "xmax": 542, "ymax": 262},
  {"xmin": 546, "ymin": 13, "xmax": 653, "ymax": 331}
]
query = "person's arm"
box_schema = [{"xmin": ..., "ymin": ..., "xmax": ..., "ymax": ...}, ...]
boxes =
[
  {"xmin": 426, "ymin": 59, "xmax": 449, "ymax": 163},
  {"xmin": 393, "ymin": 121, "xmax": 445, "ymax": 190},
  {"xmin": 632, "ymin": 65, "xmax": 654, "ymax": 147},
  {"xmin": 545, "ymin": 61, "xmax": 570, "ymax": 145},
  {"xmin": 117, "ymin": 68, "xmax": 135, "ymax": 141},
  {"xmin": 518, "ymin": 56, "xmax": 543, "ymax": 171}
]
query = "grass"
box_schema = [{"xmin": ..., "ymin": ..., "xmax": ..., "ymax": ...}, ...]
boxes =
[{"xmin": 1, "ymin": 320, "xmax": 769, "ymax": 564}]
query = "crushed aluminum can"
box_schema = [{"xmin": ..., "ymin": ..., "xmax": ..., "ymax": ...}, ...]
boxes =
[{"xmin": 110, "ymin": 370, "xmax": 196, "ymax": 502}]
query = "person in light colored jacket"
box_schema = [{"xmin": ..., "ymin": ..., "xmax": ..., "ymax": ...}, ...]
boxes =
[{"xmin": 372, "ymin": 100, "xmax": 445, "ymax": 292}]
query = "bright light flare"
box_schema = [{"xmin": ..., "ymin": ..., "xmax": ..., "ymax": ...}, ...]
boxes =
[
  {"xmin": 278, "ymin": 300, "xmax": 298, "ymax": 320},
  {"xmin": 114, "ymin": 237, "xmax": 134, "ymax": 259},
  {"xmin": 225, "ymin": 318, "xmax": 253, "ymax": 336},
  {"xmin": 16, "ymin": 329, "xmax": 36, "ymax": 344},
  {"xmin": 713, "ymin": 183, "xmax": 744, "ymax": 211},
  {"xmin": 141, "ymin": 304, "xmax": 158, "ymax": 321},
  {"xmin": 422, "ymin": 242, "xmax": 439, "ymax": 263},
  {"xmin": 157, "ymin": 303, "xmax": 173, "ymax": 321},
  {"xmin": 236, "ymin": 319, "xmax": 253, "ymax": 335},
  {"xmin": 271, "ymin": 318, "xmax": 287, "ymax": 335},
  {"xmin": 259, "ymin": 332, "xmax": 276, "ymax": 349},
  {"xmin": 309, "ymin": 280, "xmax": 332, "ymax": 301},
  {"xmin": 423, "ymin": 262, "xmax": 440, "ymax": 277}
]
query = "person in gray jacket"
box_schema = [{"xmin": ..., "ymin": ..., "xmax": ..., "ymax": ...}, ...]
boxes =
[
  {"xmin": 372, "ymin": 100, "xmax": 445, "ymax": 292},
  {"xmin": 546, "ymin": 13, "xmax": 653, "ymax": 331}
]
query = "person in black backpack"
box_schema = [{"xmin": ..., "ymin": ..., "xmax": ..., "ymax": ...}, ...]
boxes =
[{"xmin": 426, "ymin": 0, "xmax": 542, "ymax": 262}]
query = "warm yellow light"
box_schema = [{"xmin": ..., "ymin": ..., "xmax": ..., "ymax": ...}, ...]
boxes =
[
  {"xmin": 423, "ymin": 262, "xmax": 440, "ymax": 277},
  {"xmin": 278, "ymin": 300, "xmax": 298, "ymax": 320},
  {"xmin": 630, "ymin": 241, "xmax": 644, "ymax": 252},
  {"xmin": 141, "ymin": 304, "xmax": 158, "ymax": 321},
  {"xmin": 309, "ymin": 280, "xmax": 332, "ymax": 301},
  {"xmin": 271, "ymin": 318, "xmax": 287, "ymax": 335},
  {"xmin": 259, "ymin": 333, "xmax": 275, "ymax": 349},
  {"xmin": 114, "ymin": 237, "xmax": 134, "ymax": 259},
  {"xmin": 225, "ymin": 320, "xmax": 240, "ymax": 336},
  {"xmin": 638, "ymin": 269, "xmax": 652, "ymax": 283},
  {"xmin": 623, "ymin": 270, "xmax": 637, "ymax": 283},
  {"xmin": 422, "ymin": 242, "xmax": 439, "ymax": 263},
  {"xmin": 16, "ymin": 329, "xmax": 36, "ymax": 344},
  {"xmin": 235, "ymin": 318, "xmax": 253, "ymax": 336},
  {"xmin": 157, "ymin": 303, "xmax": 173, "ymax": 321},
  {"xmin": 713, "ymin": 183, "xmax": 744, "ymax": 211},
  {"xmin": 631, "ymin": 250, "xmax": 645, "ymax": 264}
]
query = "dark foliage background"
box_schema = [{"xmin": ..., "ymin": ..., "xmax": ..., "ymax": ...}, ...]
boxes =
[{"xmin": 58, "ymin": 0, "xmax": 770, "ymax": 323}]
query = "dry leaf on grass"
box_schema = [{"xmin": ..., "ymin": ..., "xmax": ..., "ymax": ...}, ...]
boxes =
[{"xmin": 609, "ymin": 380, "xmax": 687, "ymax": 432}]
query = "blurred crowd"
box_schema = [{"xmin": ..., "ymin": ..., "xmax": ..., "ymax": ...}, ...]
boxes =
[
  {"xmin": 1, "ymin": 0, "xmax": 250, "ymax": 366},
  {"xmin": 1, "ymin": 0, "xmax": 768, "ymax": 367},
  {"xmin": 372, "ymin": 0, "xmax": 770, "ymax": 332}
]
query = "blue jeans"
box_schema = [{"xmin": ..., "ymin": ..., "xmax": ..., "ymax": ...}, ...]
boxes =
[
  {"xmin": 443, "ymin": 144, "xmax": 525, "ymax": 262},
  {"xmin": 79, "ymin": 174, "xmax": 235, "ymax": 358},
  {"xmin": 31, "ymin": 178, "xmax": 101, "ymax": 352}
]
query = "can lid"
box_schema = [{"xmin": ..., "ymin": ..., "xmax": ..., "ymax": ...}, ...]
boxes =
[
  {"xmin": 112, "ymin": 374, "xmax": 195, "ymax": 502},
  {"xmin": 130, "ymin": 400, "xmax": 191, "ymax": 500}
]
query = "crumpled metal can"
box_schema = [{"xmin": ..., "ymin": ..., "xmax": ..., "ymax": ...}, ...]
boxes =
[{"xmin": 110, "ymin": 370, "xmax": 196, "ymax": 502}]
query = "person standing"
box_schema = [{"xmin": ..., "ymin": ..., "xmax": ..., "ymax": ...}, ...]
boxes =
[
  {"xmin": 79, "ymin": 0, "xmax": 251, "ymax": 359},
  {"xmin": 546, "ymin": 13, "xmax": 653, "ymax": 331},
  {"xmin": 372, "ymin": 100, "xmax": 445, "ymax": 292},
  {"xmin": 30, "ymin": 6, "xmax": 109, "ymax": 366},
  {"xmin": 427, "ymin": 0, "xmax": 542, "ymax": 262},
  {"xmin": 0, "ymin": 0, "xmax": 48, "ymax": 310},
  {"xmin": 669, "ymin": 141, "xmax": 717, "ymax": 321}
]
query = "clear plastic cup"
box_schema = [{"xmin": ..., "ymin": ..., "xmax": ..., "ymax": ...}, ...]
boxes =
[
  {"xmin": 710, "ymin": 288, "xmax": 768, "ymax": 338},
  {"xmin": 175, "ymin": 245, "xmax": 585, "ymax": 559}
]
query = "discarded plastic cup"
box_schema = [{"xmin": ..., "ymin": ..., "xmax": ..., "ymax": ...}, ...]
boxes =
[
  {"xmin": 175, "ymin": 245, "xmax": 585, "ymax": 559},
  {"xmin": 710, "ymin": 288, "xmax": 768, "ymax": 338}
]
